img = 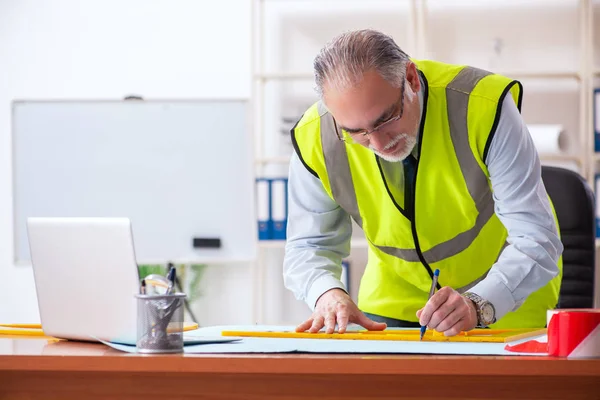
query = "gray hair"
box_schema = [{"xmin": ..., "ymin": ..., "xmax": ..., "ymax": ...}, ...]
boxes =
[{"xmin": 313, "ymin": 29, "xmax": 411, "ymax": 98}]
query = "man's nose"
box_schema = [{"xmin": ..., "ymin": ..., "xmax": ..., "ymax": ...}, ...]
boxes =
[{"xmin": 368, "ymin": 131, "xmax": 389, "ymax": 150}]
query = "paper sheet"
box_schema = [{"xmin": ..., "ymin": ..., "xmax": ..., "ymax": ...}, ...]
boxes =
[{"xmin": 100, "ymin": 325, "xmax": 549, "ymax": 356}]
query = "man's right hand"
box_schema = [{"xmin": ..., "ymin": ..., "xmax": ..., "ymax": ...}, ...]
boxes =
[{"xmin": 295, "ymin": 288, "xmax": 387, "ymax": 334}]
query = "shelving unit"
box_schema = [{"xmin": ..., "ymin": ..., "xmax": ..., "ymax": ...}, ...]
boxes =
[
  {"xmin": 249, "ymin": 0, "xmax": 600, "ymax": 323},
  {"xmin": 254, "ymin": 156, "xmax": 291, "ymax": 165}
]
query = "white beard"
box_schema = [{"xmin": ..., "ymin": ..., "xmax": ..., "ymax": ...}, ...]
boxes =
[{"xmin": 370, "ymin": 133, "xmax": 416, "ymax": 162}]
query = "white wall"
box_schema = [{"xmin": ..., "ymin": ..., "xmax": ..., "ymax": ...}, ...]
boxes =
[{"xmin": 0, "ymin": 0, "xmax": 251, "ymax": 323}]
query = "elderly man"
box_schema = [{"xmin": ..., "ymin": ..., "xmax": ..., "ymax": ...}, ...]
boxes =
[{"xmin": 283, "ymin": 29, "xmax": 563, "ymax": 337}]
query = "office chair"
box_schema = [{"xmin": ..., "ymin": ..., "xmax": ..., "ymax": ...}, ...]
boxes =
[{"xmin": 541, "ymin": 165, "xmax": 596, "ymax": 309}]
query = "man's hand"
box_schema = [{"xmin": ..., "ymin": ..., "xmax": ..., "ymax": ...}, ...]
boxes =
[
  {"xmin": 416, "ymin": 286, "xmax": 478, "ymax": 336},
  {"xmin": 296, "ymin": 288, "xmax": 387, "ymax": 334}
]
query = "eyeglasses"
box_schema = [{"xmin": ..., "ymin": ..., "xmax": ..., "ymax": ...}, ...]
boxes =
[{"xmin": 334, "ymin": 80, "xmax": 406, "ymax": 144}]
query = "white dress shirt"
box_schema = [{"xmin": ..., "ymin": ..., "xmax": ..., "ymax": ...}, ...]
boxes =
[{"xmin": 282, "ymin": 77, "xmax": 563, "ymax": 323}]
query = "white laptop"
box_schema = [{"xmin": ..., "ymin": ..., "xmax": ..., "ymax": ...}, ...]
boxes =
[
  {"xmin": 26, "ymin": 217, "xmax": 238, "ymax": 347},
  {"xmin": 27, "ymin": 217, "xmax": 141, "ymax": 345}
]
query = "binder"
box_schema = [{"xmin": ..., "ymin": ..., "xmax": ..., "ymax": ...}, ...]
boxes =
[
  {"xmin": 595, "ymin": 89, "xmax": 600, "ymax": 152},
  {"xmin": 270, "ymin": 178, "xmax": 288, "ymax": 240},
  {"xmin": 256, "ymin": 178, "xmax": 272, "ymax": 240}
]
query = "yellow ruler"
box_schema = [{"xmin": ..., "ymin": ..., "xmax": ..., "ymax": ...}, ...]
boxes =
[
  {"xmin": 221, "ymin": 328, "xmax": 547, "ymax": 343},
  {"xmin": 0, "ymin": 323, "xmax": 42, "ymax": 329},
  {"xmin": 0, "ymin": 322, "xmax": 199, "ymax": 337},
  {"xmin": 0, "ymin": 326, "xmax": 47, "ymax": 337}
]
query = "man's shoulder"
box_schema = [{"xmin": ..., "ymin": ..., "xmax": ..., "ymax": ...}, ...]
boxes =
[
  {"xmin": 415, "ymin": 59, "xmax": 516, "ymax": 92},
  {"xmin": 292, "ymin": 100, "xmax": 329, "ymax": 133}
]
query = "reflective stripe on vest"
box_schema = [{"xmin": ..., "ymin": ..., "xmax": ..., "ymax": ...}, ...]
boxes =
[{"xmin": 320, "ymin": 66, "xmax": 498, "ymax": 265}]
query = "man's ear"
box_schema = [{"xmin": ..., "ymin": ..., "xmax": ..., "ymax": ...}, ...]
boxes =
[{"xmin": 405, "ymin": 61, "xmax": 421, "ymax": 94}]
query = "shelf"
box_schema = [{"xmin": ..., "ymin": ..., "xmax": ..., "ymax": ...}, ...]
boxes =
[
  {"xmin": 258, "ymin": 240, "xmax": 287, "ymax": 249},
  {"xmin": 255, "ymin": 156, "xmax": 291, "ymax": 164},
  {"xmin": 496, "ymin": 70, "xmax": 581, "ymax": 80},
  {"xmin": 259, "ymin": 238, "xmax": 370, "ymax": 249},
  {"xmin": 255, "ymin": 70, "xmax": 581, "ymax": 81},
  {"xmin": 539, "ymin": 153, "xmax": 583, "ymax": 164},
  {"xmin": 256, "ymin": 154, "xmax": 581, "ymax": 165}
]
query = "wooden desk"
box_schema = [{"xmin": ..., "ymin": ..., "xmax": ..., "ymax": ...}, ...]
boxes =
[{"xmin": 1, "ymin": 337, "xmax": 600, "ymax": 400}]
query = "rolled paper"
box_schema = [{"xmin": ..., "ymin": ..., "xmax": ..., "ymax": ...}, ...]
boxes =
[{"xmin": 527, "ymin": 124, "xmax": 567, "ymax": 154}]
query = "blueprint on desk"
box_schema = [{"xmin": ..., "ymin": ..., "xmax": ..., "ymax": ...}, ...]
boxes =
[{"xmin": 99, "ymin": 324, "xmax": 548, "ymax": 356}]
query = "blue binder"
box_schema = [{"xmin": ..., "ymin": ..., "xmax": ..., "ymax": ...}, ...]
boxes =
[
  {"xmin": 270, "ymin": 177, "xmax": 288, "ymax": 240},
  {"xmin": 256, "ymin": 178, "xmax": 272, "ymax": 240}
]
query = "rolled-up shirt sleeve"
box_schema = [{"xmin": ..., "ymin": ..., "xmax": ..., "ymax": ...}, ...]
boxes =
[
  {"xmin": 468, "ymin": 94, "xmax": 563, "ymax": 321},
  {"xmin": 282, "ymin": 152, "xmax": 352, "ymax": 310}
]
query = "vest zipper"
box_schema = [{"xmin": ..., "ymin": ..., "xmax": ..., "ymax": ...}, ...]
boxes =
[
  {"xmin": 408, "ymin": 158, "xmax": 441, "ymax": 291},
  {"xmin": 409, "ymin": 71, "xmax": 441, "ymax": 291}
]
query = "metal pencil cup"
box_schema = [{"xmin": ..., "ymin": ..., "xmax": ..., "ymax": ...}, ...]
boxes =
[{"xmin": 135, "ymin": 292, "xmax": 186, "ymax": 353}]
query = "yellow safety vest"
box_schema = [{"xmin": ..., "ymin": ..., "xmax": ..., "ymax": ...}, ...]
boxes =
[{"xmin": 291, "ymin": 59, "xmax": 562, "ymax": 328}]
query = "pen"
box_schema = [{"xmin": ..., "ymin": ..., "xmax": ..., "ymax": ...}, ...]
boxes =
[
  {"xmin": 420, "ymin": 269, "xmax": 440, "ymax": 341},
  {"xmin": 166, "ymin": 264, "xmax": 176, "ymax": 294}
]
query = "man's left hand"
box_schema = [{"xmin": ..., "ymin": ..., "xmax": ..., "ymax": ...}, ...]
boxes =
[{"xmin": 416, "ymin": 286, "xmax": 478, "ymax": 336}]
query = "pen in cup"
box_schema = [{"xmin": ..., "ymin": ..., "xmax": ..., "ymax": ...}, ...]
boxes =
[
  {"xmin": 166, "ymin": 264, "xmax": 176, "ymax": 294},
  {"xmin": 420, "ymin": 269, "xmax": 440, "ymax": 341}
]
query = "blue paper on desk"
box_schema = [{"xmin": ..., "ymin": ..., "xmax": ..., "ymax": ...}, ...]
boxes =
[
  {"xmin": 97, "ymin": 334, "xmax": 242, "ymax": 352},
  {"xmin": 100, "ymin": 325, "xmax": 548, "ymax": 356}
]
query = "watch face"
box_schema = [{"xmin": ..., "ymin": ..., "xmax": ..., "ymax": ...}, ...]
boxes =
[{"xmin": 481, "ymin": 304, "xmax": 495, "ymax": 323}]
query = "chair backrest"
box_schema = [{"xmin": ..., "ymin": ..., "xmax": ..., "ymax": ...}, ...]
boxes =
[{"xmin": 541, "ymin": 166, "xmax": 596, "ymax": 309}]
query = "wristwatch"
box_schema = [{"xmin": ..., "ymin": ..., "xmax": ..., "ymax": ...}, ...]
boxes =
[{"xmin": 463, "ymin": 292, "xmax": 496, "ymax": 327}]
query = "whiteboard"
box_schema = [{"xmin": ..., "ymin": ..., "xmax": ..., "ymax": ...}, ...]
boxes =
[{"xmin": 12, "ymin": 100, "xmax": 257, "ymax": 264}]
